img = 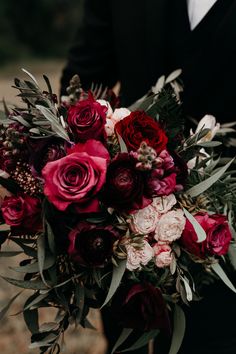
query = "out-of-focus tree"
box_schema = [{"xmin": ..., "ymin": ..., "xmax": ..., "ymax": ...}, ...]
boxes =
[{"xmin": 0, "ymin": 0, "xmax": 84, "ymax": 64}]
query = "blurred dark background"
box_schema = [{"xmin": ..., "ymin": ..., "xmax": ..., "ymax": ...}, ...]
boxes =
[{"xmin": 0, "ymin": 0, "xmax": 83, "ymax": 65}]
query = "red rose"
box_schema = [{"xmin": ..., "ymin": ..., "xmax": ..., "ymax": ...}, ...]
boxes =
[
  {"xmin": 67, "ymin": 94, "xmax": 107, "ymax": 142},
  {"xmin": 2, "ymin": 194, "xmax": 42, "ymax": 232},
  {"xmin": 111, "ymin": 282, "xmax": 170, "ymax": 332},
  {"xmin": 115, "ymin": 111, "xmax": 168, "ymax": 153},
  {"xmin": 181, "ymin": 212, "xmax": 232, "ymax": 258},
  {"xmin": 102, "ymin": 153, "xmax": 151, "ymax": 212},
  {"xmin": 68, "ymin": 222, "xmax": 120, "ymax": 267},
  {"xmin": 42, "ymin": 140, "xmax": 108, "ymax": 213}
]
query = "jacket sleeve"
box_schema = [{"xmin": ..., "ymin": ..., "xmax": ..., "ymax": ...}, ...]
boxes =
[{"xmin": 60, "ymin": 0, "xmax": 119, "ymax": 96}]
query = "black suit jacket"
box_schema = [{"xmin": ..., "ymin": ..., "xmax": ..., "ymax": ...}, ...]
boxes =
[
  {"xmin": 61, "ymin": 1, "xmax": 236, "ymax": 353},
  {"xmin": 61, "ymin": 0, "xmax": 236, "ymax": 122}
]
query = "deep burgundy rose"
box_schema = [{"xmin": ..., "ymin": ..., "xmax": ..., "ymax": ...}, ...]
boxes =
[
  {"xmin": 67, "ymin": 94, "xmax": 107, "ymax": 142},
  {"xmin": 29, "ymin": 137, "xmax": 66, "ymax": 177},
  {"xmin": 181, "ymin": 212, "xmax": 232, "ymax": 258},
  {"xmin": 42, "ymin": 140, "xmax": 108, "ymax": 213},
  {"xmin": 2, "ymin": 194, "xmax": 42, "ymax": 232},
  {"xmin": 115, "ymin": 111, "xmax": 168, "ymax": 153},
  {"xmin": 111, "ymin": 282, "xmax": 170, "ymax": 332},
  {"xmin": 102, "ymin": 153, "xmax": 151, "ymax": 212},
  {"xmin": 68, "ymin": 222, "xmax": 120, "ymax": 267}
]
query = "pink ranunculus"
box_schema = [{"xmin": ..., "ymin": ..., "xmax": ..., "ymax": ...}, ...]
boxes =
[
  {"xmin": 126, "ymin": 240, "xmax": 154, "ymax": 271},
  {"xmin": 129, "ymin": 204, "xmax": 160, "ymax": 235},
  {"xmin": 153, "ymin": 242, "xmax": 173, "ymax": 268},
  {"xmin": 147, "ymin": 171, "xmax": 177, "ymax": 197},
  {"xmin": 152, "ymin": 194, "xmax": 177, "ymax": 214},
  {"xmin": 2, "ymin": 194, "xmax": 42, "ymax": 232},
  {"xmin": 155, "ymin": 209, "xmax": 186, "ymax": 243},
  {"xmin": 181, "ymin": 212, "xmax": 232, "ymax": 258},
  {"xmin": 42, "ymin": 140, "xmax": 108, "ymax": 213},
  {"xmin": 67, "ymin": 94, "xmax": 107, "ymax": 142}
]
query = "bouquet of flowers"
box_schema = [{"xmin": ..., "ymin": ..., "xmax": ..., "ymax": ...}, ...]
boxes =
[{"xmin": 0, "ymin": 69, "xmax": 236, "ymax": 354}]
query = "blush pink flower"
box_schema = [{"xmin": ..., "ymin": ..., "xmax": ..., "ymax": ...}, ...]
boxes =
[
  {"xmin": 152, "ymin": 194, "xmax": 177, "ymax": 214},
  {"xmin": 155, "ymin": 209, "xmax": 186, "ymax": 243},
  {"xmin": 153, "ymin": 242, "xmax": 173, "ymax": 268},
  {"xmin": 129, "ymin": 204, "xmax": 160, "ymax": 235},
  {"xmin": 111, "ymin": 108, "xmax": 131, "ymax": 124},
  {"xmin": 126, "ymin": 240, "xmax": 154, "ymax": 271}
]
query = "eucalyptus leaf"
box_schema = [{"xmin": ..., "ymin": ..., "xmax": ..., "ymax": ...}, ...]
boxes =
[
  {"xmin": 228, "ymin": 243, "xmax": 236, "ymax": 270},
  {"xmin": 22, "ymin": 68, "xmax": 39, "ymax": 85},
  {"xmin": 117, "ymin": 133, "xmax": 128, "ymax": 153},
  {"xmin": 186, "ymin": 158, "xmax": 234, "ymax": 197},
  {"xmin": 197, "ymin": 141, "xmax": 222, "ymax": 147},
  {"xmin": 28, "ymin": 333, "xmax": 58, "ymax": 348},
  {"xmin": 1, "ymin": 276, "xmax": 51, "ymax": 290},
  {"xmin": 111, "ymin": 328, "xmax": 133, "ymax": 354},
  {"xmin": 24, "ymin": 292, "xmax": 49, "ymax": 311},
  {"xmin": 46, "ymin": 222, "xmax": 55, "ymax": 255},
  {"xmin": 101, "ymin": 259, "xmax": 126, "ymax": 308},
  {"xmin": 183, "ymin": 208, "xmax": 206, "ymax": 242},
  {"xmin": 211, "ymin": 262, "xmax": 236, "ymax": 293},
  {"xmin": 11, "ymin": 255, "xmax": 55, "ymax": 273},
  {"xmin": 36, "ymin": 105, "xmax": 69, "ymax": 141},
  {"xmin": 168, "ymin": 305, "xmax": 186, "ymax": 354},
  {"xmin": 120, "ymin": 329, "xmax": 159, "ymax": 352},
  {"xmin": 0, "ymin": 251, "xmax": 22, "ymax": 257},
  {"xmin": 0, "ymin": 291, "xmax": 23, "ymax": 321}
]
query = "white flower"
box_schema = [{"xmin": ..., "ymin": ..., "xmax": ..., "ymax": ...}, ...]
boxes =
[
  {"xmin": 155, "ymin": 209, "xmax": 186, "ymax": 243},
  {"xmin": 126, "ymin": 240, "xmax": 154, "ymax": 271},
  {"xmin": 152, "ymin": 195, "xmax": 177, "ymax": 214},
  {"xmin": 129, "ymin": 204, "xmax": 160, "ymax": 235},
  {"xmin": 191, "ymin": 114, "xmax": 220, "ymax": 142},
  {"xmin": 153, "ymin": 242, "xmax": 173, "ymax": 268},
  {"xmin": 111, "ymin": 108, "xmax": 130, "ymax": 124},
  {"xmin": 105, "ymin": 119, "xmax": 115, "ymax": 136},
  {"xmin": 96, "ymin": 99, "xmax": 113, "ymax": 117},
  {"xmin": 187, "ymin": 148, "xmax": 210, "ymax": 169}
]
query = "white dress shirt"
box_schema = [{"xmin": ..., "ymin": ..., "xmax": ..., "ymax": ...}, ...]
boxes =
[{"xmin": 187, "ymin": 0, "xmax": 218, "ymax": 30}]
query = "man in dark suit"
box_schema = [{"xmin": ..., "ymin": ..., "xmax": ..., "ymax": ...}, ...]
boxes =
[{"xmin": 60, "ymin": 1, "xmax": 236, "ymax": 353}]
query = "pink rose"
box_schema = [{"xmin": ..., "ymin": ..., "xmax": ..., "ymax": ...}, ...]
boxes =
[
  {"xmin": 152, "ymin": 194, "xmax": 177, "ymax": 214},
  {"xmin": 153, "ymin": 243, "xmax": 173, "ymax": 268},
  {"xmin": 129, "ymin": 204, "xmax": 160, "ymax": 235},
  {"xmin": 126, "ymin": 240, "xmax": 154, "ymax": 271},
  {"xmin": 42, "ymin": 140, "xmax": 108, "ymax": 213},
  {"xmin": 67, "ymin": 95, "xmax": 107, "ymax": 142},
  {"xmin": 181, "ymin": 212, "xmax": 232, "ymax": 257},
  {"xmin": 2, "ymin": 194, "xmax": 42, "ymax": 232},
  {"xmin": 155, "ymin": 209, "xmax": 186, "ymax": 243}
]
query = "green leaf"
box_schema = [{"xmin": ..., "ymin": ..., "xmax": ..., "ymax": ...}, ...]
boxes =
[
  {"xmin": 24, "ymin": 292, "xmax": 49, "ymax": 311},
  {"xmin": 168, "ymin": 305, "xmax": 186, "ymax": 354},
  {"xmin": 197, "ymin": 141, "xmax": 222, "ymax": 147},
  {"xmin": 228, "ymin": 243, "xmax": 236, "ymax": 270},
  {"xmin": 186, "ymin": 158, "xmax": 235, "ymax": 197},
  {"xmin": 211, "ymin": 263, "xmax": 236, "ymax": 293},
  {"xmin": 1, "ymin": 276, "xmax": 51, "ymax": 290},
  {"xmin": 183, "ymin": 208, "xmax": 206, "ymax": 242},
  {"xmin": 46, "ymin": 222, "xmax": 55, "ymax": 255},
  {"xmin": 24, "ymin": 295, "xmax": 40, "ymax": 334},
  {"xmin": 0, "ymin": 291, "xmax": 23, "ymax": 321},
  {"xmin": 28, "ymin": 333, "xmax": 58, "ymax": 348},
  {"xmin": 0, "ymin": 251, "xmax": 22, "ymax": 257},
  {"xmin": 11, "ymin": 255, "xmax": 55, "ymax": 273},
  {"xmin": 22, "ymin": 68, "xmax": 39, "ymax": 86},
  {"xmin": 111, "ymin": 328, "xmax": 133, "ymax": 354},
  {"xmin": 117, "ymin": 133, "xmax": 128, "ymax": 153},
  {"xmin": 37, "ymin": 233, "xmax": 47, "ymax": 286},
  {"xmin": 101, "ymin": 259, "xmax": 126, "ymax": 308},
  {"xmin": 120, "ymin": 329, "xmax": 159, "ymax": 352},
  {"xmin": 36, "ymin": 105, "xmax": 69, "ymax": 141}
]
